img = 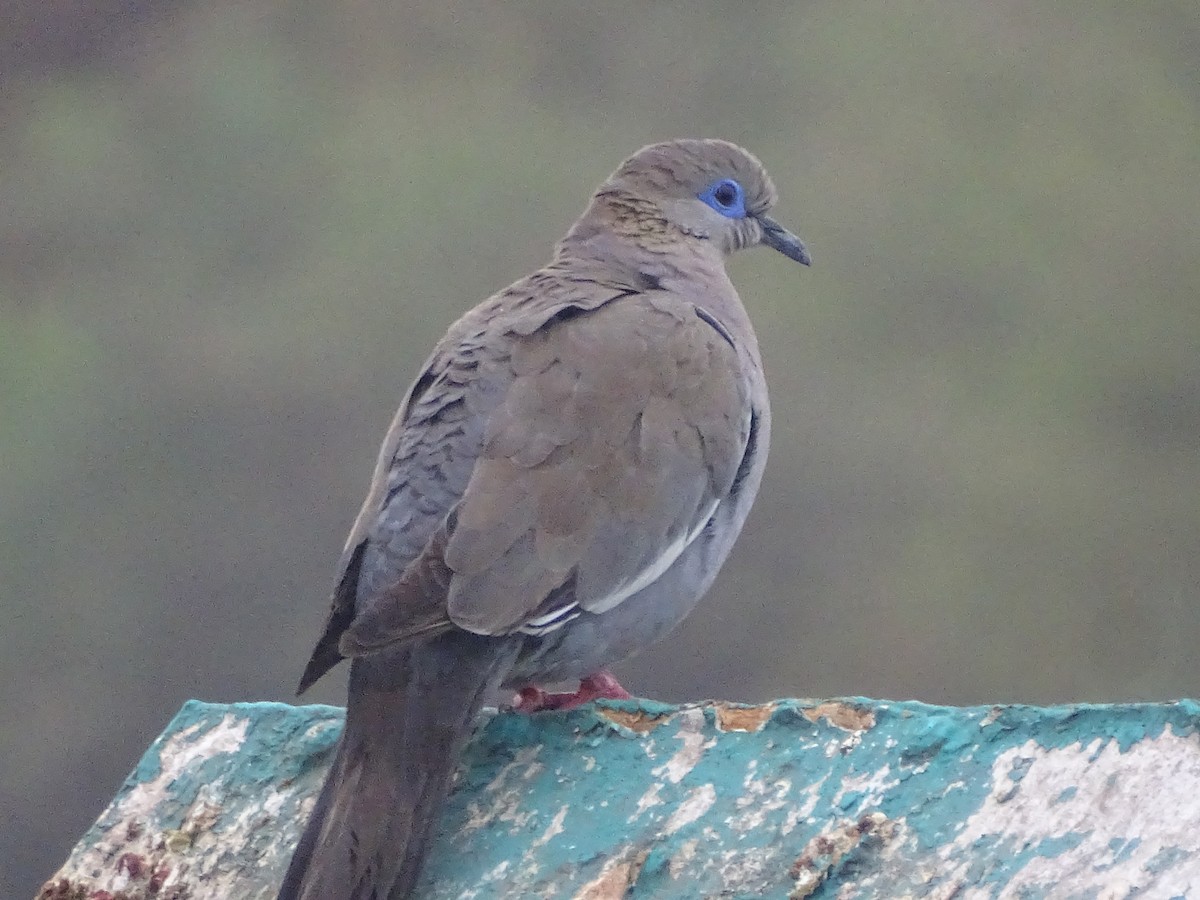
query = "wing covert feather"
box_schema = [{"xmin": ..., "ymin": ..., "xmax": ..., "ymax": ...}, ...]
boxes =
[
  {"xmin": 444, "ymin": 292, "xmax": 751, "ymax": 636},
  {"xmin": 314, "ymin": 283, "xmax": 752, "ymax": 669}
]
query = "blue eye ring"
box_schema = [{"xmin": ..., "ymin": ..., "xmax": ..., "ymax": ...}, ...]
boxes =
[{"xmin": 699, "ymin": 178, "xmax": 747, "ymax": 219}]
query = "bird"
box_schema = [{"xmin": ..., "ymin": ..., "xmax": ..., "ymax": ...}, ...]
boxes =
[{"xmin": 276, "ymin": 138, "xmax": 810, "ymax": 900}]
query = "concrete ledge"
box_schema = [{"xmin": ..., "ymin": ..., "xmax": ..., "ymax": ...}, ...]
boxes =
[{"xmin": 40, "ymin": 697, "xmax": 1200, "ymax": 898}]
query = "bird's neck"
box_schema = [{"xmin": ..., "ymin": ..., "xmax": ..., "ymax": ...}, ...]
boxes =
[
  {"xmin": 551, "ymin": 202, "xmax": 756, "ymax": 368},
  {"xmin": 555, "ymin": 192, "xmax": 731, "ymax": 293}
]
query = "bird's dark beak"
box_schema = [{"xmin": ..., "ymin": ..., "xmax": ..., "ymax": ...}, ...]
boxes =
[{"xmin": 758, "ymin": 215, "xmax": 811, "ymax": 266}]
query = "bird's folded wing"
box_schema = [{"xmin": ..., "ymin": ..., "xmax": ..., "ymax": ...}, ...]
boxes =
[
  {"xmin": 299, "ymin": 280, "xmax": 644, "ymax": 685},
  {"xmin": 335, "ymin": 289, "xmax": 753, "ymax": 655}
]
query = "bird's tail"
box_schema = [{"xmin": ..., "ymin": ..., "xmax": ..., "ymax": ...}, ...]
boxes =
[{"xmin": 277, "ymin": 634, "xmax": 518, "ymax": 900}]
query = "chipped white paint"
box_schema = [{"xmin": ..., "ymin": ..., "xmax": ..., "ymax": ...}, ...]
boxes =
[
  {"xmin": 484, "ymin": 861, "xmax": 510, "ymax": 881},
  {"xmin": 459, "ymin": 860, "xmax": 513, "ymax": 900},
  {"xmin": 668, "ymin": 838, "xmax": 698, "ymax": 879},
  {"xmin": 123, "ymin": 714, "xmax": 249, "ymax": 817},
  {"xmin": 484, "ymin": 745, "xmax": 542, "ymax": 794},
  {"xmin": 228, "ymin": 786, "xmax": 285, "ymax": 837},
  {"xmin": 651, "ymin": 706, "xmax": 714, "ymax": 784},
  {"xmin": 940, "ymin": 779, "xmax": 967, "ymax": 798},
  {"xmin": 632, "ymin": 782, "xmax": 663, "ymax": 819},
  {"xmin": 781, "ymin": 772, "xmax": 828, "ymax": 837},
  {"xmin": 532, "ymin": 805, "xmax": 569, "ymax": 848},
  {"xmin": 664, "ymin": 783, "xmax": 716, "ymax": 835},
  {"xmin": 728, "ymin": 758, "xmax": 793, "ymax": 833},
  {"xmin": 47, "ymin": 699, "xmax": 1200, "ymax": 899},
  {"xmin": 715, "ymin": 845, "xmax": 774, "ymax": 894},
  {"xmin": 822, "ymin": 729, "xmax": 863, "ymax": 757},
  {"xmin": 41, "ymin": 708, "xmax": 277, "ymax": 900},
  {"xmin": 259, "ymin": 788, "xmax": 288, "ymax": 819},
  {"xmin": 829, "ymin": 764, "xmax": 897, "ymax": 816},
  {"xmin": 462, "ymin": 745, "xmax": 543, "ymax": 834},
  {"xmin": 939, "ymin": 727, "xmax": 1200, "ymax": 895}
]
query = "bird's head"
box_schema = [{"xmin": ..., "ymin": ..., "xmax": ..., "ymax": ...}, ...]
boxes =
[{"xmin": 577, "ymin": 139, "xmax": 810, "ymax": 268}]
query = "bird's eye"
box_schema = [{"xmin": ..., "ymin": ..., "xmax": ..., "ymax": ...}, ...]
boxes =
[{"xmin": 699, "ymin": 178, "xmax": 747, "ymax": 219}]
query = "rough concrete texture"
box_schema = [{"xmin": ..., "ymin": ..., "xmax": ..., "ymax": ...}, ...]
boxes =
[{"xmin": 40, "ymin": 697, "xmax": 1200, "ymax": 898}]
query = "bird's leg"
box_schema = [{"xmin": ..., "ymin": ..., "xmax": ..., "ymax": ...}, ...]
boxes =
[{"xmin": 513, "ymin": 669, "xmax": 632, "ymax": 713}]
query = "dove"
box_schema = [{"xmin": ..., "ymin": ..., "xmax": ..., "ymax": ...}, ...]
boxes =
[{"xmin": 277, "ymin": 138, "xmax": 810, "ymax": 899}]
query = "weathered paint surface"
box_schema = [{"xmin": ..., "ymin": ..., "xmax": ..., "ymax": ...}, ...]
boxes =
[{"xmin": 41, "ymin": 697, "xmax": 1200, "ymax": 899}]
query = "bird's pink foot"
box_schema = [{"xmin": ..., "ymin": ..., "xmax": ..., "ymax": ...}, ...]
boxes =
[{"xmin": 513, "ymin": 670, "xmax": 632, "ymax": 713}]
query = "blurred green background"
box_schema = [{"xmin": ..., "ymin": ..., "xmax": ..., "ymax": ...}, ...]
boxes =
[{"xmin": 4, "ymin": 2, "xmax": 1199, "ymax": 894}]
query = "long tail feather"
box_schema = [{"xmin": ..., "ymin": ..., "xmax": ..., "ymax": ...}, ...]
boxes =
[{"xmin": 278, "ymin": 634, "xmax": 517, "ymax": 900}]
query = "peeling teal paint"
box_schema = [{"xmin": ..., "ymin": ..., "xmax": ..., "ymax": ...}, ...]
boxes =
[
  {"xmin": 52, "ymin": 696, "xmax": 1200, "ymax": 899},
  {"xmin": 429, "ymin": 698, "xmax": 1200, "ymax": 895},
  {"xmin": 1147, "ymin": 846, "xmax": 1188, "ymax": 874},
  {"xmin": 1108, "ymin": 835, "xmax": 1141, "ymax": 864},
  {"xmin": 1053, "ymin": 785, "xmax": 1078, "ymax": 804},
  {"xmin": 1038, "ymin": 832, "xmax": 1088, "ymax": 856},
  {"xmin": 100, "ymin": 700, "xmax": 344, "ymax": 837}
]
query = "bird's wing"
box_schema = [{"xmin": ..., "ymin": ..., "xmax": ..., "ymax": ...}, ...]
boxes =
[
  {"xmin": 332, "ymin": 286, "xmax": 753, "ymax": 660},
  {"xmin": 298, "ymin": 278, "xmax": 639, "ymax": 688}
]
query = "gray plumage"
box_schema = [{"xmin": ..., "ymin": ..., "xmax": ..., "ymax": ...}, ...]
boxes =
[{"xmin": 278, "ymin": 138, "xmax": 810, "ymax": 900}]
